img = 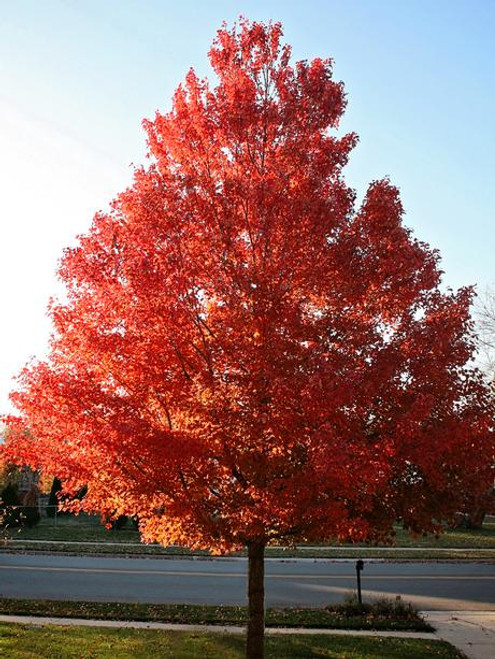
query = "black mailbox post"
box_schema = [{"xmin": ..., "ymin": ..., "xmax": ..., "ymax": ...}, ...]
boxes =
[{"xmin": 355, "ymin": 559, "xmax": 364, "ymax": 605}]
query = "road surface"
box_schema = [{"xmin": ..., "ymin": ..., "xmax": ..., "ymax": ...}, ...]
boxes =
[{"xmin": 1, "ymin": 554, "xmax": 494, "ymax": 611}]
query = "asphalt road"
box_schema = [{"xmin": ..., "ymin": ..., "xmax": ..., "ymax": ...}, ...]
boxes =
[{"xmin": 1, "ymin": 554, "xmax": 494, "ymax": 611}]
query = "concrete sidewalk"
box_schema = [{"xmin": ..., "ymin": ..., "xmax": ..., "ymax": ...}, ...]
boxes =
[
  {"xmin": 1, "ymin": 611, "xmax": 494, "ymax": 658},
  {"xmin": 0, "ymin": 613, "xmax": 434, "ymax": 638},
  {"xmin": 424, "ymin": 611, "xmax": 495, "ymax": 659}
]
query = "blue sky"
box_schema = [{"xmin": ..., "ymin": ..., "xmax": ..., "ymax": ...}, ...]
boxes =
[{"xmin": 1, "ymin": 0, "xmax": 494, "ymax": 412}]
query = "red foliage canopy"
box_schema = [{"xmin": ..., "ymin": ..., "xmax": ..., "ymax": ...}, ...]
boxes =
[{"xmin": 3, "ymin": 20, "xmax": 494, "ymax": 552}]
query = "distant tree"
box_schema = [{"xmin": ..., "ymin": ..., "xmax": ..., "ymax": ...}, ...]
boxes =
[
  {"xmin": 0, "ymin": 482, "xmax": 22, "ymax": 527},
  {"xmin": 466, "ymin": 286, "xmax": 495, "ymax": 526},
  {"xmin": 46, "ymin": 477, "xmax": 63, "ymax": 518},
  {"xmin": 477, "ymin": 285, "xmax": 495, "ymax": 381},
  {"xmin": 108, "ymin": 514, "xmax": 128, "ymax": 531},
  {"xmin": 0, "ymin": 462, "xmax": 20, "ymax": 491},
  {"xmin": 452, "ymin": 489, "xmax": 495, "ymax": 529},
  {"xmin": 1, "ymin": 482, "xmax": 20, "ymax": 507},
  {"xmin": 2, "ymin": 19, "xmax": 494, "ymax": 658},
  {"xmin": 21, "ymin": 484, "xmax": 41, "ymax": 528},
  {"xmin": 46, "ymin": 477, "xmax": 87, "ymax": 518}
]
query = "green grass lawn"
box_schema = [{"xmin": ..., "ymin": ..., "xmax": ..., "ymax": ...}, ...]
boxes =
[
  {"xmin": 5, "ymin": 515, "xmax": 142, "ymax": 544},
  {"xmin": 386, "ymin": 523, "xmax": 495, "ymax": 549},
  {"xmin": 4, "ymin": 515, "xmax": 495, "ymax": 559},
  {"xmin": 0, "ymin": 623, "xmax": 462, "ymax": 658}
]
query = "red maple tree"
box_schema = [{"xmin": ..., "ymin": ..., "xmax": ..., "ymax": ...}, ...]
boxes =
[{"xmin": 3, "ymin": 19, "xmax": 494, "ymax": 658}]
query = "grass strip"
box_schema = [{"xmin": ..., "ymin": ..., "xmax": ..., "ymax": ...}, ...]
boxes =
[
  {"xmin": 0, "ymin": 623, "xmax": 462, "ymax": 658},
  {"xmin": 5, "ymin": 520, "xmax": 495, "ymax": 557},
  {"xmin": 4, "ymin": 520, "xmax": 494, "ymax": 560},
  {"xmin": 9, "ymin": 519, "xmax": 495, "ymax": 548},
  {"xmin": 0, "ymin": 598, "xmax": 432, "ymax": 631},
  {"xmin": 3, "ymin": 540, "xmax": 495, "ymax": 560}
]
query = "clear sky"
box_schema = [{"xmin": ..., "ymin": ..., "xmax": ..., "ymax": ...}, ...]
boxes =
[{"xmin": 1, "ymin": 0, "xmax": 494, "ymax": 414}]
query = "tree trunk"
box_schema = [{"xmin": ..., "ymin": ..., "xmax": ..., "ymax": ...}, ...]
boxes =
[
  {"xmin": 466, "ymin": 507, "xmax": 486, "ymax": 530},
  {"xmin": 246, "ymin": 541, "xmax": 265, "ymax": 659}
]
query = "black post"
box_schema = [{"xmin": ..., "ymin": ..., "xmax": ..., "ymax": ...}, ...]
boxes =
[{"xmin": 355, "ymin": 559, "xmax": 364, "ymax": 605}]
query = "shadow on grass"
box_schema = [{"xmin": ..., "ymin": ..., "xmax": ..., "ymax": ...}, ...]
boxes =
[{"xmin": 0, "ymin": 625, "xmax": 462, "ymax": 658}]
